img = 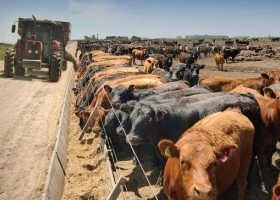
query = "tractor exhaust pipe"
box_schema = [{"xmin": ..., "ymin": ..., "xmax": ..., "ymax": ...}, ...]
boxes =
[{"xmin": 32, "ymin": 15, "xmax": 37, "ymax": 40}]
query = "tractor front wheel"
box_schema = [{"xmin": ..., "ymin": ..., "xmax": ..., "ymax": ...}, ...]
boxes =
[
  {"xmin": 4, "ymin": 48, "xmax": 15, "ymax": 78},
  {"xmin": 49, "ymin": 52, "xmax": 62, "ymax": 82}
]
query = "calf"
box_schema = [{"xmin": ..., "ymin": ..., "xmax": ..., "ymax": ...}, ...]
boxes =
[
  {"xmin": 214, "ymin": 53, "xmax": 224, "ymax": 71},
  {"xmin": 132, "ymin": 49, "xmax": 147, "ymax": 65},
  {"xmin": 158, "ymin": 108, "xmax": 254, "ymax": 200},
  {"xmin": 143, "ymin": 57, "xmax": 159, "ymax": 73},
  {"xmin": 148, "ymin": 53, "xmax": 173, "ymax": 71},
  {"xmin": 230, "ymin": 85, "xmax": 280, "ymax": 192}
]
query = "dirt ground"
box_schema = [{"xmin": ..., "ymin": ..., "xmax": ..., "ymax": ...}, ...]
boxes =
[
  {"xmin": 0, "ymin": 42, "xmax": 77, "ymax": 200},
  {"xmin": 62, "ymin": 41, "xmax": 280, "ymax": 200}
]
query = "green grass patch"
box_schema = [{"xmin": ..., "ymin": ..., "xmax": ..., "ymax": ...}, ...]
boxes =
[{"xmin": 0, "ymin": 45, "xmax": 6, "ymax": 61}]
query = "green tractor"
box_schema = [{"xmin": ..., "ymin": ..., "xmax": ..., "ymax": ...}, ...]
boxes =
[{"xmin": 4, "ymin": 15, "xmax": 71, "ymax": 82}]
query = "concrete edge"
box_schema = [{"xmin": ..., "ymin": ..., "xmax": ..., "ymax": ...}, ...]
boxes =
[{"xmin": 42, "ymin": 67, "xmax": 75, "ymax": 200}]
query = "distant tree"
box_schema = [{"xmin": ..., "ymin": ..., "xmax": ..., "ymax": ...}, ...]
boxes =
[
  {"xmin": 131, "ymin": 36, "xmax": 141, "ymax": 41},
  {"xmin": 92, "ymin": 35, "xmax": 96, "ymax": 39},
  {"xmin": 176, "ymin": 35, "xmax": 183, "ymax": 39}
]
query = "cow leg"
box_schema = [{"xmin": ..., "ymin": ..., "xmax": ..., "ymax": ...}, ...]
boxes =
[
  {"xmin": 235, "ymin": 156, "xmax": 252, "ymax": 200},
  {"xmin": 132, "ymin": 145, "xmax": 140, "ymax": 165},
  {"xmin": 256, "ymin": 149, "xmax": 269, "ymax": 193}
]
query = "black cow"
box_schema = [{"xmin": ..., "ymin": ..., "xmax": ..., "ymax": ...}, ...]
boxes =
[
  {"xmin": 99, "ymin": 109, "xmax": 131, "ymax": 150},
  {"xmin": 125, "ymin": 93, "xmax": 260, "ymax": 167},
  {"xmin": 168, "ymin": 63, "xmax": 205, "ymax": 86},
  {"xmin": 236, "ymin": 39, "xmax": 249, "ymax": 45},
  {"xmin": 151, "ymin": 68, "xmax": 172, "ymax": 83},
  {"xmin": 271, "ymin": 37, "xmax": 280, "ymax": 42},
  {"xmin": 223, "ymin": 48, "xmax": 241, "ymax": 62},
  {"xmin": 186, "ymin": 51, "xmax": 199, "ymax": 65},
  {"xmin": 225, "ymin": 40, "xmax": 234, "ymax": 46},
  {"xmin": 109, "ymin": 81, "xmax": 189, "ymax": 106},
  {"xmin": 148, "ymin": 53, "xmax": 173, "ymax": 71}
]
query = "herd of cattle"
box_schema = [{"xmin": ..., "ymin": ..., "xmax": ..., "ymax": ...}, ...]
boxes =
[{"xmin": 72, "ymin": 41, "xmax": 280, "ymax": 199}]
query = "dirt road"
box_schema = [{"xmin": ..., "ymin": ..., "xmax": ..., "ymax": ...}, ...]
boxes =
[{"xmin": 0, "ymin": 42, "xmax": 77, "ymax": 200}]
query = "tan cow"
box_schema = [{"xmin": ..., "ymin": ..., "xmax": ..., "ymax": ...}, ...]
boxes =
[
  {"xmin": 230, "ymin": 84, "xmax": 280, "ymax": 192},
  {"xmin": 158, "ymin": 108, "xmax": 254, "ymax": 200},
  {"xmin": 198, "ymin": 74, "xmax": 270, "ymax": 95},
  {"xmin": 214, "ymin": 53, "xmax": 224, "ymax": 71},
  {"xmin": 144, "ymin": 57, "xmax": 159, "ymax": 73},
  {"xmin": 132, "ymin": 49, "xmax": 147, "ymax": 65}
]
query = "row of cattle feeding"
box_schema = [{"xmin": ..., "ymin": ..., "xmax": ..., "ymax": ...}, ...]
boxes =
[{"xmin": 73, "ymin": 49, "xmax": 280, "ymax": 200}]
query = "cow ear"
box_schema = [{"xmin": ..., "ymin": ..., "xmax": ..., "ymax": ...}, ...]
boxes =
[
  {"xmin": 104, "ymin": 85, "xmax": 113, "ymax": 93},
  {"xmin": 214, "ymin": 144, "xmax": 237, "ymax": 163},
  {"xmin": 158, "ymin": 139, "xmax": 179, "ymax": 158},
  {"xmin": 76, "ymin": 110, "xmax": 90, "ymax": 118},
  {"xmin": 263, "ymin": 87, "xmax": 276, "ymax": 98},
  {"xmin": 260, "ymin": 73, "xmax": 269, "ymax": 80},
  {"xmin": 274, "ymin": 185, "xmax": 280, "ymax": 196},
  {"xmin": 128, "ymin": 85, "xmax": 135, "ymax": 92}
]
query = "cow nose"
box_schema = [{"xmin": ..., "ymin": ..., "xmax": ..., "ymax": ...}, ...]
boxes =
[{"xmin": 194, "ymin": 186, "xmax": 213, "ymax": 199}]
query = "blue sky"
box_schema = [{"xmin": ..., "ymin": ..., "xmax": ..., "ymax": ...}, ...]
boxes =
[{"xmin": 0, "ymin": 0, "xmax": 280, "ymax": 44}]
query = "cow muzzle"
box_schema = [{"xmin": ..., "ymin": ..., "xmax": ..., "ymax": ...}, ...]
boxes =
[{"xmin": 126, "ymin": 135, "xmax": 143, "ymax": 146}]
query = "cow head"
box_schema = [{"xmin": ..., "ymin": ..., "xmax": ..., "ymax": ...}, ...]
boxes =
[
  {"xmin": 126, "ymin": 103, "xmax": 167, "ymax": 146},
  {"xmin": 164, "ymin": 54, "xmax": 173, "ymax": 68},
  {"xmin": 109, "ymin": 84, "xmax": 135, "ymax": 106},
  {"xmin": 168, "ymin": 63, "xmax": 187, "ymax": 81},
  {"xmin": 158, "ymin": 138, "xmax": 237, "ymax": 200},
  {"xmin": 267, "ymin": 71, "xmax": 280, "ymax": 85},
  {"xmin": 183, "ymin": 64, "xmax": 205, "ymax": 87}
]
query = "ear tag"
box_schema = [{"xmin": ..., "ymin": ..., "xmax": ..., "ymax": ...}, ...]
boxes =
[
  {"xmin": 220, "ymin": 152, "xmax": 228, "ymax": 162},
  {"xmin": 165, "ymin": 146, "xmax": 171, "ymax": 158},
  {"xmin": 278, "ymin": 196, "xmax": 280, "ymax": 200}
]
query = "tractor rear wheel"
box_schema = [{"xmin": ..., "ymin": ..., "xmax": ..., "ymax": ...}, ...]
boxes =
[
  {"xmin": 49, "ymin": 52, "xmax": 62, "ymax": 82},
  {"xmin": 4, "ymin": 48, "xmax": 15, "ymax": 78}
]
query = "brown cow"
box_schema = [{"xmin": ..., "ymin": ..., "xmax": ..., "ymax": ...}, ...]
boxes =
[
  {"xmin": 158, "ymin": 108, "xmax": 254, "ymax": 200},
  {"xmin": 199, "ymin": 74, "xmax": 270, "ymax": 95},
  {"xmin": 132, "ymin": 49, "xmax": 147, "ymax": 65},
  {"xmin": 214, "ymin": 53, "xmax": 224, "ymax": 71},
  {"xmin": 272, "ymin": 173, "xmax": 280, "ymax": 200},
  {"xmin": 144, "ymin": 57, "xmax": 159, "ymax": 73},
  {"xmin": 230, "ymin": 85, "xmax": 280, "ymax": 192}
]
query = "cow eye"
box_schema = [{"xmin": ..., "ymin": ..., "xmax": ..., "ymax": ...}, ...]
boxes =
[
  {"xmin": 269, "ymin": 77, "xmax": 274, "ymax": 82},
  {"xmin": 180, "ymin": 160, "xmax": 191, "ymax": 170}
]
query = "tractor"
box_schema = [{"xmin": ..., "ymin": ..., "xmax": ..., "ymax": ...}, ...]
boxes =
[{"xmin": 4, "ymin": 15, "xmax": 71, "ymax": 82}]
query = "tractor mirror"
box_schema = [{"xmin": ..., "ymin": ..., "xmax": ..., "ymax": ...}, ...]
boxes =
[{"xmin": 11, "ymin": 25, "xmax": 16, "ymax": 33}]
